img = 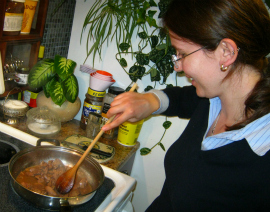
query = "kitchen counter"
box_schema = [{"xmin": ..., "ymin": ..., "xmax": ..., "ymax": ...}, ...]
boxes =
[{"xmin": 1, "ymin": 118, "xmax": 140, "ymax": 172}]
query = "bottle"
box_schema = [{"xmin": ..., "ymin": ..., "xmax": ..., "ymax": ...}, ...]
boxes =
[
  {"xmin": 38, "ymin": 45, "xmax": 45, "ymax": 61},
  {"xmin": 22, "ymin": 87, "xmax": 42, "ymax": 108},
  {"xmin": 80, "ymin": 88, "xmax": 105, "ymax": 130},
  {"xmin": 101, "ymin": 86, "xmax": 125, "ymax": 139},
  {"xmin": 86, "ymin": 112, "xmax": 101, "ymax": 139},
  {"xmin": 15, "ymin": 67, "xmax": 29, "ymax": 86},
  {"xmin": 20, "ymin": 0, "xmax": 38, "ymax": 34},
  {"xmin": 22, "ymin": 45, "xmax": 45, "ymax": 107},
  {"xmin": 3, "ymin": 0, "xmax": 25, "ymax": 36}
]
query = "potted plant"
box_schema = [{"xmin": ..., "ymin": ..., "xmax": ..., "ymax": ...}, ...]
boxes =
[{"xmin": 28, "ymin": 55, "xmax": 81, "ymax": 122}]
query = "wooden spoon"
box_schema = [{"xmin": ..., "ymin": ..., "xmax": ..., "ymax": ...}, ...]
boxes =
[{"xmin": 55, "ymin": 83, "xmax": 138, "ymax": 194}]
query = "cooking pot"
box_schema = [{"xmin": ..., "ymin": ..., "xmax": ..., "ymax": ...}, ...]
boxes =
[{"xmin": 8, "ymin": 139, "xmax": 104, "ymax": 211}]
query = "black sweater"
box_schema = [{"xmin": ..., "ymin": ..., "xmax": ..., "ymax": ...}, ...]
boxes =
[{"xmin": 146, "ymin": 86, "xmax": 270, "ymax": 211}]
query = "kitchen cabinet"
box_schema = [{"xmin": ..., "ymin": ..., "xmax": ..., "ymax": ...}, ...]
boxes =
[{"xmin": 0, "ymin": 0, "xmax": 49, "ymax": 97}]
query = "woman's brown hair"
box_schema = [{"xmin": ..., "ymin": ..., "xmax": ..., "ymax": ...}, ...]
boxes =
[{"xmin": 163, "ymin": 0, "xmax": 270, "ymax": 130}]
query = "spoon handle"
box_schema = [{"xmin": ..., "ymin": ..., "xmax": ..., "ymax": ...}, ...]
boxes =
[{"xmin": 74, "ymin": 83, "xmax": 138, "ymax": 168}]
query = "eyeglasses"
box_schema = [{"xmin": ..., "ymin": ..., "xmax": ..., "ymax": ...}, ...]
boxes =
[{"xmin": 171, "ymin": 47, "xmax": 205, "ymax": 69}]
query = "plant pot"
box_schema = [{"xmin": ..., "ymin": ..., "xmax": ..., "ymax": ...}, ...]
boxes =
[{"xmin": 36, "ymin": 91, "xmax": 81, "ymax": 122}]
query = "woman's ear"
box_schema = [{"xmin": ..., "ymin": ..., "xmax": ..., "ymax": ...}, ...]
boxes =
[{"xmin": 218, "ymin": 38, "xmax": 239, "ymax": 69}]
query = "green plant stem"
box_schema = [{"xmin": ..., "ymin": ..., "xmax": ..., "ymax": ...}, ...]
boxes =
[{"xmin": 150, "ymin": 129, "xmax": 167, "ymax": 150}]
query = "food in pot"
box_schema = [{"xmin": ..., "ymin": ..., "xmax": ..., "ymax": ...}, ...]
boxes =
[{"xmin": 16, "ymin": 159, "xmax": 92, "ymax": 197}]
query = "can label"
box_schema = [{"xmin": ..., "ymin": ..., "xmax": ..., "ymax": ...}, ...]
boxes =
[
  {"xmin": 87, "ymin": 88, "xmax": 106, "ymax": 98},
  {"xmin": 82, "ymin": 102, "xmax": 102, "ymax": 116},
  {"xmin": 81, "ymin": 101, "xmax": 102, "ymax": 127},
  {"xmin": 3, "ymin": 13, "xmax": 24, "ymax": 32},
  {"xmin": 15, "ymin": 73, "xmax": 28, "ymax": 85},
  {"xmin": 101, "ymin": 112, "xmax": 114, "ymax": 138},
  {"xmin": 23, "ymin": 90, "xmax": 38, "ymax": 107},
  {"xmin": 117, "ymin": 120, "xmax": 144, "ymax": 146}
]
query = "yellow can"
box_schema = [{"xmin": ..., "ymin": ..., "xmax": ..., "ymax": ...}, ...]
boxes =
[{"xmin": 117, "ymin": 119, "xmax": 144, "ymax": 146}]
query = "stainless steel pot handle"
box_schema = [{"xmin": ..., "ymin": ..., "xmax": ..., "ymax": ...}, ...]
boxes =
[
  {"xmin": 36, "ymin": 138, "xmax": 60, "ymax": 146},
  {"xmin": 59, "ymin": 199, "xmax": 72, "ymax": 212}
]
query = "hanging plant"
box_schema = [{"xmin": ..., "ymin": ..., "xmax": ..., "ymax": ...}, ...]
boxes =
[{"xmin": 80, "ymin": 0, "xmax": 175, "ymax": 155}]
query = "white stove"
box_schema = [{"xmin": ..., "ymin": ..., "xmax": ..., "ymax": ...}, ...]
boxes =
[{"xmin": 0, "ymin": 122, "xmax": 136, "ymax": 212}]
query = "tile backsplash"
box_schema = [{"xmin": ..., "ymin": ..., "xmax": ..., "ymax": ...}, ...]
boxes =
[{"xmin": 41, "ymin": 0, "xmax": 76, "ymax": 59}]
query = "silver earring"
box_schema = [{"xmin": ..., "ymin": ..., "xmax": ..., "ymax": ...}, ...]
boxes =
[
  {"xmin": 221, "ymin": 64, "xmax": 228, "ymax": 71},
  {"xmin": 232, "ymin": 47, "xmax": 240, "ymax": 55}
]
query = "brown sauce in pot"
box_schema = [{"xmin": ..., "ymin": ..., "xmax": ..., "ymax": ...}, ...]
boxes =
[{"xmin": 16, "ymin": 159, "xmax": 92, "ymax": 197}]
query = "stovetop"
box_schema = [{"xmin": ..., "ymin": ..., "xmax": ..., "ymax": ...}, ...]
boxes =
[{"xmin": 0, "ymin": 132, "xmax": 115, "ymax": 212}]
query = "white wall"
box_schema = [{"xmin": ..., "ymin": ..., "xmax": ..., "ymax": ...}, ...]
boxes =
[{"xmin": 68, "ymin": 1, "xmax": 190, "ymax": 211}]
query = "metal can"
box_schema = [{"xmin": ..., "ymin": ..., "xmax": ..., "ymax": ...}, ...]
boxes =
[{"xmin": 117, "ymin": 119, "xmax": 144, "ymax": 146}]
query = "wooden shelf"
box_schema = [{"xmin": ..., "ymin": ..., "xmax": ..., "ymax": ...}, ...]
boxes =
[{"xmin": 0, "ymin": 0, "xmax": 49, "ymax": 97}]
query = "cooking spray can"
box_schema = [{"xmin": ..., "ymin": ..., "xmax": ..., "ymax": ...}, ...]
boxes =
[{"xmin": 117, "ymin": 119, "xmax": 144, "ymax": 146}]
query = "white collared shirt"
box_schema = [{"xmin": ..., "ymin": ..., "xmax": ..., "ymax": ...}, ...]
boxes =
[
  {"xmin": 148, "ymin": 89, "xmax": 270, "ymax": 156},
  {"xmin": 202, "ymin": 97, "xmax": 270, "ymax": 156}
]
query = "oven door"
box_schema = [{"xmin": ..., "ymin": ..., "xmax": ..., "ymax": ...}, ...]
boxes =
[{"xmin": 96, "ymin": 165, "xmax": 136, "ymax": 212}]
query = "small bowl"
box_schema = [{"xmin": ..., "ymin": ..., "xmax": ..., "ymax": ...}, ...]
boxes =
[{"xmin": 3, "ymin": 100, "xmax": 29, "ymax": 117}]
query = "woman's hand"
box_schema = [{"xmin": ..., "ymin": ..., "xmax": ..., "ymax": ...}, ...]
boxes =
[{"xmin": 101, "ymin": 92, "xmax": 160, "ymax": 131}]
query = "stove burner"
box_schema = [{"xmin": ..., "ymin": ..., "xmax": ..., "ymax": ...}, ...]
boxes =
[{"xmin": 0, "ymin": 139, "xmax": 19, "ymax": 167}]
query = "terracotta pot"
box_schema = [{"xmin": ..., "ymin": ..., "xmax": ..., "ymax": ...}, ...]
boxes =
[{"xmin": 36, "ymin": 91, "xmax": 81, "ymax": 122}]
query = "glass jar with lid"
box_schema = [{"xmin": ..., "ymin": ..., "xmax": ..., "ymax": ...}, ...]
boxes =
[
  {"xmin": 86, "ymin": 112, "xmax": 101, "ymax": 139},
  {"xmin": 80, "ymin": 88, "xmax": 105, "ymax": 130},
  {"xmin": 26, "ymin": 106, "xmax": 61, "ymax": 138},
  {"xmin": 101, "ymin": 86, "xmax": 125, "ymax": 139}
]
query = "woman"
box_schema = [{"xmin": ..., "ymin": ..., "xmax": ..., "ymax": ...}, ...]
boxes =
[{"xmin": 102, "ymin": 0, "xmax": 270, "ymax": 210}]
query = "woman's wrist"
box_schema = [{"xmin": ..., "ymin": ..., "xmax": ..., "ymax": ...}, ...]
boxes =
[{"xmin": 146, "ymin": 89, "xmax": 169, "ymax": 114}]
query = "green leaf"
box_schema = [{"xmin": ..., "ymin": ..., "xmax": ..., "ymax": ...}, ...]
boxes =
[
  {"xmin": 43, "ymin": 84, "xmax": 50, "ymax": 98},
  {"xmin": 140, "ymin": 147, "xmax": 151, "ymax": 155},
  {"xmin": 146, "ymin": 16, "xmax": 158, "ymax": 28},
  {"xmin": 137, "ymin": 8, "xmax": 146, "ymax": 24},
  {"xmin": 138, "ymin": 31, "xmax": 148, "ymax": 39},
  {"xmin": 54, "ymin": 55, "xmax": 77, "ymax": 80},
  {"xmin": 143, "ymin": 1, "xmax": 150, "ymax": 10},
  {"xmin": 147, "ymin": 10, "xmax": 157, "ymax": 18},
  {"xmin": 119, "ymin": 58, "xmax": 128, "ymax": 67},
  {"xmin": 28, "ymin": 59, "xmax": 55, "ymax": 88},
  {"xmin": 136, "ymin": 53, "xmax": 149, "ymax": 65},
  {"xmin": 149, "ymin": 0, "xmax": 157, "ymax": 7},
  {"xmin": 49, "ymin": 78, "xmax": 66, "ymax": 106},
  {"xmin": 150, "ymin": 68, "xmax": 160, "ymax": 82},
  {"xmin": 163, "ymin": 121, "xmax": 172, "ymax": 129},
  {"xmin": 156, "ymin": 44, "xmax": 167, "ymax": 50},
  {"xmin": 62, "ymin": 74, "xmax": 78, "ymax": 103},
  {"xmin": 129, "ymin": 65, "xmax": 146, "ymax": 82},
  {"xmin": 144, "ymin": 85, "xmax": 154, "ymax": 92},
  {"xmin": 159, "ymin": 143, "xmax": 166, "ymax": 151},
  {"xmin": 119, "ymin": 43, "xmax": 130, "ymax": 51},
  {"xmin": 150, "ymin": 35, "xmax": 159, "ymax": 48},
  {"xmin": 166, "ymin": 84, "xmax": 174, "ymax": 88}
]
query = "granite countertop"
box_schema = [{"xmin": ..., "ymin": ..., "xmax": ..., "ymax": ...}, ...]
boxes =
[{"xmin": 2, "ymin": 118, "xmax": 140, "ymax": 171}]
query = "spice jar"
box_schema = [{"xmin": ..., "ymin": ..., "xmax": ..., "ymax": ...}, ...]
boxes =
[
  {"xmin": 3, "ymin": 0, "xmax": 25, "ymax": 36},
  {"xmin": 86, "ymin": 112, "xmax": 101, "ymax": 139},
  {"xmin": 80, "ymin": 87, "xmax": 105, "ymax": 130},
  {"xmin": 101, "ymin": 86, "xmax": 125, "ymax": 139},
  {"xmin": 15, "ymin": 67, "xmax": 29, "ymax": 86}
]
